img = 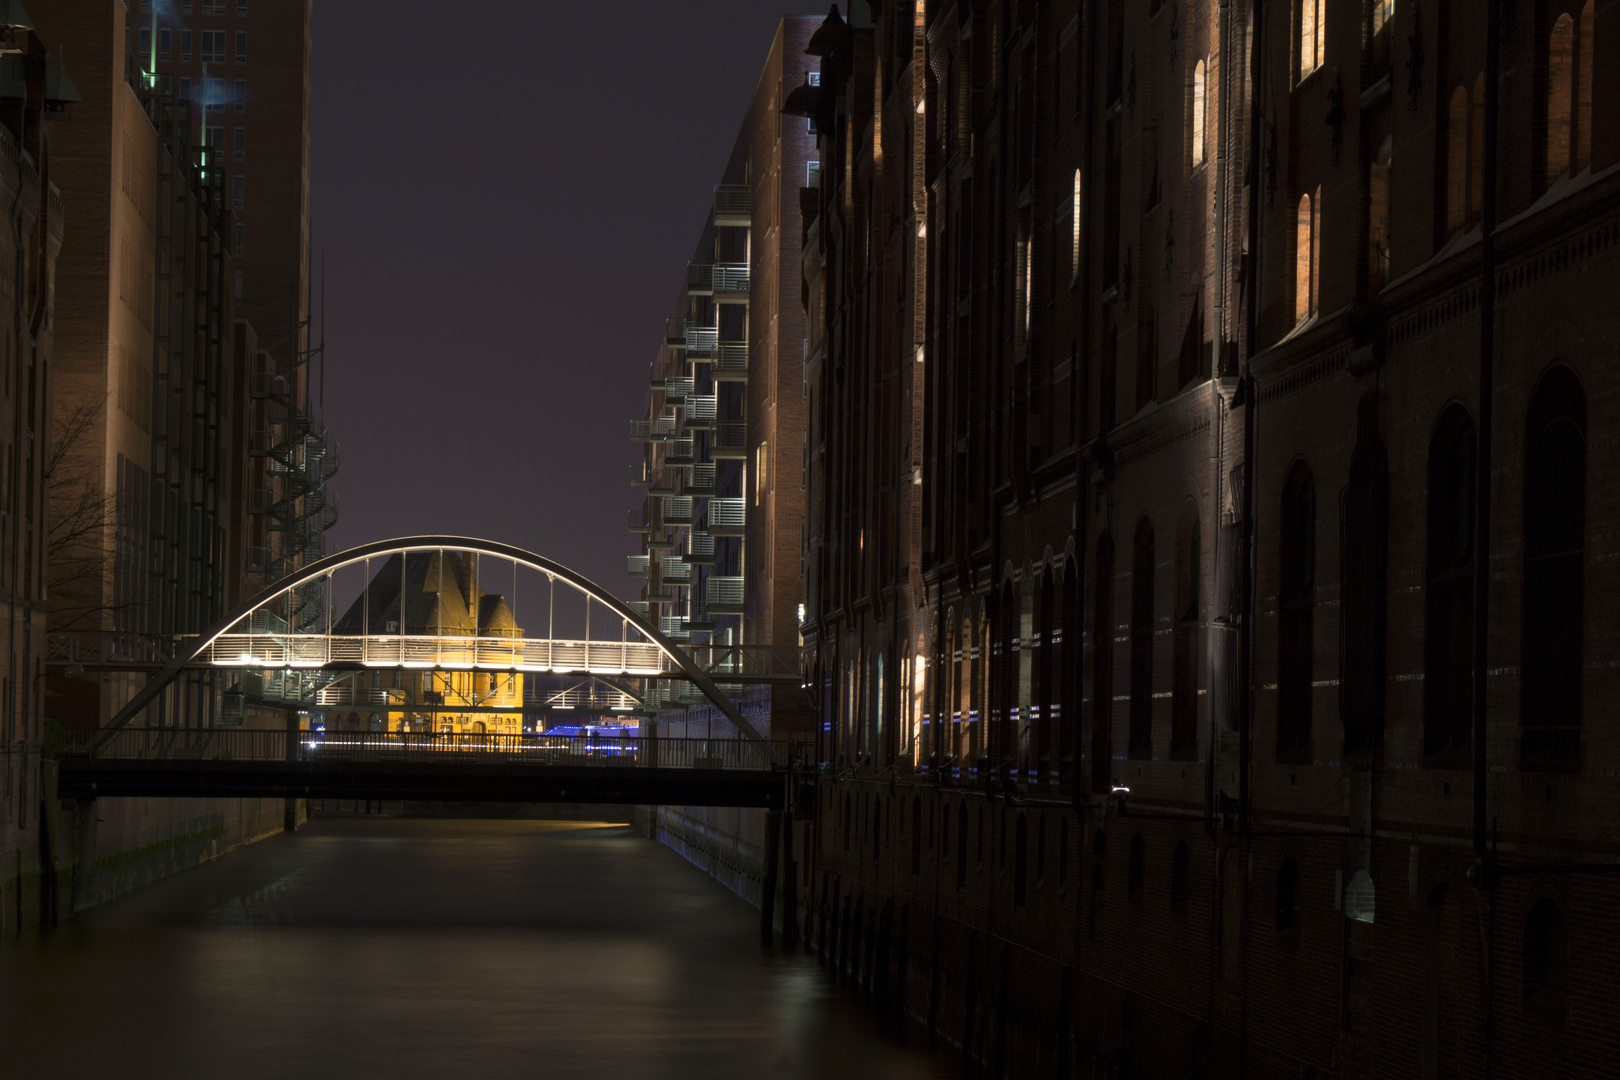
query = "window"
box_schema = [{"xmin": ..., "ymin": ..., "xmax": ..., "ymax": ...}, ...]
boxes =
[
  {"xmin": 206, "ymin": 77, "xmax": 223, "ymax": 111},
  {"xmin": 235, "ymin": 30, "xmax": 248, "ymax": 63},
  {"xmin": 233, "ymin": 222, "xmax": 244, "ymax": 257},
  {"xmin": 1521, "ymin": 366, "xmax": 1586, "ymax": 766},
  {"xmin": 181, "ymin": 29, "xmax": 192, "ymax": 62},
  {"xmin": 1341, "ymin": 393, "xmax": 1389, "ymax": 757},
  {"xmin": 1170, "ymin": 841, "xmax": 1189, "ymax": 910},
  {"xmin": 1014, "ymin": 813, "xmax": 1029, "ymax": 907},
  {"xmin": 1191, "ymin": 60, "xmax": 1207, "ymax": 168},
  {"xmin": 1172, "ymin": 504, "xmax": 1200, "ymax": 758},
  {"xmin": 139, "ymin": 27, "xmax": 152, "ymax": 62},
  {"xmin": 159, "ymin": 28, "xmax": 172, "ymax": 62},
  {"xmin": 1369, "ymin": 138, "xmax": 1392, "ymax": 291},
  {"xmin": 1092, "ymin": 532, "xmax": 1115, "ymax": 792},
  {"xmin": 202, "ymin": 0, "xmax": 227, "ymax": 14},
  {"xmin": 201, "ymin": 29, "xmax": 225, "ymax": 63},
  {"xmin": 205, "ymin": 126, "xmax": 223, "ymax": 163},
  {"xmin": 233, "ymin": 127, "xmax": 246, "ymax": 161},
  {"xmin": 1295, "ymin": 189, "xmax": 1320, "ymax": 322},
  {"xmin": 179, "ymin": 77, "xmax": 191, "ymax": 103},
  {"xmin": 1127, "ymin": 833, "xmax": 1145, "ymax": 902},
  {"xmin": 1278, "ymin": 462, "xmax": 1315, "ymax": 758},
  {"xmin": 237, "ymin": 0, "xmax": 249, "ymax": 14},
  {"xmin": 1344, "ymin": 868, "xmax": 1375, "ymax": 923},
  {"xmin": 234, "ymin": 79, "xmax": 246, "ymax": 111},
  {"xmin": 1369, "ymin": 0, "xmax": 1395, "ymax": 69},
  {"xmin": 1276, "ymin": 857, "xmax": 1300, "ymax": 930},
  {"xmin": 1522, "ymin": 898, "xmax": 1567, "ymax": 1018},
  {"xmin": 1298, "ymin": 0, "xmax": 1324, "ymax": 81},
  {"xmin": 755, "ymin": 440, "xmax": 769, "ymax": 505},
  {"xmin": 232, "ymin": 174, "xmax": 245, "ymax": 208},
  {"xmin": 1447, "ymin": 79, "xmax": 1485, "ymax": 234},
  {"xmin": 1071, "ymin": 169, "xmax": 1082, "ymax": 281},
  {"xmin": 1544, "ymin": 4, "xmax": 1595, "ymax": 188},
  {"xmin": 1424, "ymin": 406, "xmax": 1476, "ymax": 765}
]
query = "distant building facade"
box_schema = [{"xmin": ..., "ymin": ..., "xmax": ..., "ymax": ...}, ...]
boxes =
[
  {"xmin": 627, "ymin": 17, "xmax": 819, "ymax": 904},
  {"xmin": 794, "ymin": 1, "xmax": 1620, "ymax": 1078},
  {"xmin": 330, "ymin": 550, "xmax": 524, "ymax": 736}
]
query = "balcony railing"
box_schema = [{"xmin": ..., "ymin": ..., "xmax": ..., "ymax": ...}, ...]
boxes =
[
  {"xmin": 686, "ymin": 393, "xmax": 717, "ymax": 427},
  {"xmin": 709, "ymin": 496, "xmax": 746, "ymax": 536},
  {"xmin": 686, "ymin": 463, "xmax": 717, "ymax": 496},
  {"xmin": 686, "ymin": 262, "xmax": 750, "ymax": 300},
  {"xmin": 714, "ymin": 185, "xmax": 751, "ymax": 226},
  {"xmin": 661, "ymin": 556, "xmax": 692, "ymax": 584},
  {"xmin": 662, "ymin": 375, "xmax": 694, "ymax": 401},
  {"xmin": 626, "ymin": 600, "xmax": 649, "ymax": 617},
  {"xmin": 627, "ymin": 554, "xmax": 649, "ymax": 577},
  {"xmin": 628, "ymin": 508, "xmax": 653, "ymax": 533},
  {"xmin": 665, "ymin": 436, "xmax": 695, "ymax": 465},
  {"xmin": 712, "ymin": 343, "xmax": 749, "ymax": 380},
  {"xmin": 705, "ymin": 575, "xmax": 746, "ymax": 613},
  {"xmin": 631, "ymin": 414, "xmax": 677, "ymax": 441},
  {"xmin": 684, "ymin": 530, "xmax": 716, "ymax": 564},
  {"xmin": 713, "ymin": 421, "xmax": 747, "ymax": 459},
  {"xmin": 660, "ymin": 616, "xmax": 689, "ymax": 640},
  {"xmin": 684, "ymin": 326, "xmax": 718, "ymax": 355},
  {"xmin": 630, "ymin": 464, "xmax": 679, "ymax": 493},
  {"xmin": 662, "ymin": 495, "xmax": 695, "ymax": 525}
]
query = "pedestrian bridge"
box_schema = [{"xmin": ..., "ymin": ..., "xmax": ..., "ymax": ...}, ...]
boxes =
[{"xmin": 51, "ymin": 536, "xmax": 807, "ymax": 808}]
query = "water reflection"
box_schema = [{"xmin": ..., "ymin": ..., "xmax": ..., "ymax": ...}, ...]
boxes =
[{"xmin": 0, "ymin": 818, "xmax": 959, "ymax": 1080}]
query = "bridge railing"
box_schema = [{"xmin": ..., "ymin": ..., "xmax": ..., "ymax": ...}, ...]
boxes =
[{"xmin": 61, "ymin": 729, "xmax": 793, "ymax": 771}]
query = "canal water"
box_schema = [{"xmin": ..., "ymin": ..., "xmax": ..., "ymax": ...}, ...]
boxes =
[{"xmin": 0, "ymin": 816, "xmax": 960, "ymax": 1079}]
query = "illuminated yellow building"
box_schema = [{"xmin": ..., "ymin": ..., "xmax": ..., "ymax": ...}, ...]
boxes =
[{"xmin": 331, "ymin": 550, "xmax": 523, "ymax": 735}]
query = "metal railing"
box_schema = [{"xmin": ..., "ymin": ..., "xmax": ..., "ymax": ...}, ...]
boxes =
[
  {"xmin": 661, "ymin": 495, "xmax": 695, "ymax": 525},
  {"xmin": 713, "ymin": 421, "xmax": 747, "ymax": 458},
  {"xmin": 62, "ymin": 728, "xmax": 792, "ymax": 770},
  {"xmin": 684, "ymin": 326, "xmax": 719, "ymax": 354},
  {"xmin": 705, "ymin": 575, "xmax": 745, "ymax": 612},
  {"xmin": 714, "ymin": 184, "xmax": 751, "ymax": 223},
  {"xmin": 627, "ymin": 554, "xmax": 650, "ymax": 577},
  {"xmin": 712, "ymin": 343, "xmax": 749, "ymax": 379},
  {"xmin": 708, "ymin": 496, "xmax": 746, "ymax": 534},
  {"xmin": 686, "ymin": 262, "xmax": 751, "ymax": 296}
]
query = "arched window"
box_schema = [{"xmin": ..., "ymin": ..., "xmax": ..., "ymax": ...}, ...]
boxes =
[
  {"xmin": 1369, "ymin": 0, "xmax": 1394, "ymax": 70},
  {"xmin": 1548, "ymin": 15, "xmax": 1575, "ymax": 186},
  {"xmin": 1344, "ymin": 868, "xmax": 1376, "ymax": 924},
  {"xmin": 1092, "ymin": 532, "xmax": 1116, "ymax": 792},
  {"xmin": 1130, "ymin": 517, "xmax": 1156, "ymax": 757},
  {"xmin": 1038, "ymin": 568, "xmax": 1057, "ymax": 780},
  {"xmin": 1295, "ymin": 190, "xmax": 1320, "ymax": 322},
  {"xmin": 1172, "ymin": 504, "xmax": 1201, "ymax": 758},
  {"xmin": 1522, "ymin": 366, "xmax": 1586, "ymax": 766},
  {"xmin": 1170, "ymin": 841, "xmax": 1189, "ymax": 910},
  {"xmin": 1298, "ymin": 0, "xmax": 1324, "ymax": 81},
  {"xmin": 1072, "ymin": 169, "xmax": 1083, "ymax": 281},
  {"xmin": 1523, "ymin": 898, "xmax": 1568, "ymax": 1018},
  {"xmin": 1127, "ymin": 833, "xmax": 1145, "ymax": 902},
  {"xmin": 1278, "ymin": 462, "xmax": 1316, "ymax": 758},
  {"xmin": 1014, "ymin": 814, "xmax": 1029, "ymax": 907},
  {"xmin": 1191, "ymin": 60, "xmax": 1208, "ymax": 168},
  {"xmin": 1424, "ymin": 406, "xmax": 1476, "ymax": 765},
  {"xmin": 1276, "ymin": 857, "xmax": 1300, "ymax": 930},
  {"xmin": 1341, "ymin": 393, "xmax": 1389, "ymax": 757}
]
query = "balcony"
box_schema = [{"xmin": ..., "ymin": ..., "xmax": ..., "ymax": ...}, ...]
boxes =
[
  {"xmin": 662, "ymin": 495, "xmax": 695, "ymax": 526},
  {"xmin": 626, "ymin": 599, "xmax": 650, "ymax": 617},
  {"xmin": 684, "ymin": 530, "xmax": 716, "ymax": 564},
  {"xmin": 714, "ymin": 185, "xmax": 751, "ymax": 227},
  {"xmin": 665, "ymin": 318, "xmax": 688, "ymax": 347},
  {"xmin": 627, "ymin": 554, "xmax": 649, "ymax": 577},
  {"xmin": 630, "ymin": 414, "xmax": 677, "ymax": 441},
  {"xmin": 712, "ymin": 421, "xmax": 747, "ymax": 459},
  {"xmin": 628, "ymin": 508, "xmax": 653, "ymax": 533},
  {"xmin": 687, "ymin": 262, "xmax": 750, "ymax": 302},
  {"xmin": 686, "ymin": 463, "xmax": 717, "ymax": 496},
  {"xmin": 629, "ymin": 464, "xmax": 679, "ymax": 493},
  {"xmin": 685, "ymin": 393, "xmax": 717, "ymax": 429},
  {"xmin": 662, "ymin": 375, "xmax": 694, "ymax": 401},
  {"xmin": 712, "ymin": 342, "xmax": 749, "ymax": 380},
  {"xmin": 684, "ymin": 326, "xmax": 718, "ymax": 356},
  {"xmin": 705, "ymin": 575, "xmax": 746, "ymax": 614},
  {"xmin": 660, "ymin": 556, "xmax": 692, "ymax": 585},
  {"xmin": 646, "ymin": 530, "xmax": 676, "ymax": 551},
  {"xmin": 708, "ymin": 496, "xmax": 746, "ymax": 537},
  {"xmin": 664, "ymin": 436, "xmax": 695, "ymax": 466},
  {"xmin": 660, "ymin": 616, "xmax": 689, "ymax": 641}
]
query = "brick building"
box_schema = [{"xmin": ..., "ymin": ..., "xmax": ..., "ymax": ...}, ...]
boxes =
[
  {"xmin": 627, "ymin": 18, "xmax": 820, "ymax": 905},
  {"xmin": 0, "ymin": 9, "xmax": 70, "ymax": 936},
  {"xmin": 795, "ymin": 1, "xmax": 1620, "ymax": 1077}
]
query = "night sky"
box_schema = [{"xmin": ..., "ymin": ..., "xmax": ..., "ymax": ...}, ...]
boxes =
[{"xmin": 311, "ymin": 1, "xmax": 800, "ymax": 600}]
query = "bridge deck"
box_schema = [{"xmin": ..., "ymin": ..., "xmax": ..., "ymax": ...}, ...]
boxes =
[{"xmin": 55, "ymin": 731, "xmax": 792, "ymax": 808}]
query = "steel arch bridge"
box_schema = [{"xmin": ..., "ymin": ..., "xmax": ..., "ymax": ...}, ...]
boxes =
[{"xmin": 54, "ymin": 537, "xmax": 803, "ymax": 808}]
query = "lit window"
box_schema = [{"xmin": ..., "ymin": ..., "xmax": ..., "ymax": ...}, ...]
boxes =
[
  {"xmin": 1298, "ymin": 0, "xmax": 1323, "ymax": 81},
  {"xmin": 1294, "ymin": 189, "xmax": 1319, "ymax": 322},
  {"xmin": 1071, "ymin": 169, "xmax": 1082, "ymax": 281},
  {"xmin": 1191, "ymin": 60, "xmax": 1207, "ymax": 168}
]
